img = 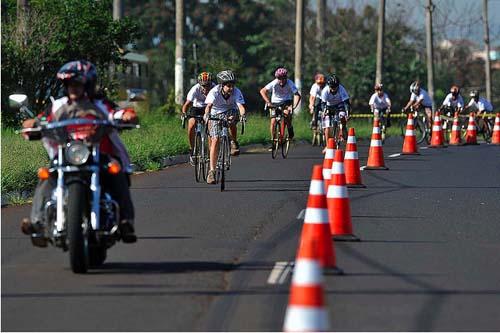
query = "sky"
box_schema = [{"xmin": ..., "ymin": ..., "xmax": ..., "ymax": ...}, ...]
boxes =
[{"xmin": 311, "ymin": 0, "xmax": 500, "ymax": 47}]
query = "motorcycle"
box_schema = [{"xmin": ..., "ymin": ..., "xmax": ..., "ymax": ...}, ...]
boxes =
[{"xmin": 9, "ymin": 94, "xmax": 138, "ymax": 273}]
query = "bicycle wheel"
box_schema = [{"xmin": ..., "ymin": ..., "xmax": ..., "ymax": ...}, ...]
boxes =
[
  {"xmin": 225, "ymin": 135, "xmax": 231, "ymax": 170},
  {"xmin": 201, "ymin": 133, "xmax": 209, "ymax": 181},
  {"xmin": 194, "ymin": 132, "xmax": 202, "ymax": 182},
  {"xmin": 220, "ymin": 136, "xmax": 227, "ymax": 191},
  {"xmin": 414, "ymin": 118, "xmax": 427, "ymax": 144},
  {"xmin": 271, "ymin": 120, "xmax": 280, "ymax": 159},
  {"xmin": 282, "ymin": 121, "xmax": 290, "ymax": 159}
]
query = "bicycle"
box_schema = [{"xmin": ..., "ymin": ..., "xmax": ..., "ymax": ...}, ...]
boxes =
[
  {"xmin": 439, "ymin": 105, "xmax": 463, "ymax": 143},
  {"xmin": 372, "ymin": 108, "xmax": 390, "ymax": 143},
  {"xmin": 182, "ymin": 113, "xmax": 209, "ymax": 182},
  {"xmin": 269, "ymin": 104, "xmax": 292, "ymax": 159},
  {"xmin": 399, "ymin": 106, "xmax": 429, "ymax": 144},
  {"xmin": 208, "ymin": 112, "xmax": 244, "ymax": 191},
  {"xmin": 311, "ymin": 105, "xmax": 324, "ymax": 147},
  {"xmin": 323, "ymin": 104, "xmax": 348, "ymax": 150}
]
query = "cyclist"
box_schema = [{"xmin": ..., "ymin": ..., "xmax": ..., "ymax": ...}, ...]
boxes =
[
  {"xmin": 320, "ymin": 74, "xmax": 351, "ymax": 152},
  {"xmin": 309, "ymin": 73, "xmax": 326, "ymax": 129},
  {"xmin": 20, "ymin": 60, "xmax": 138, "ymax": 243},
  {"xmin": 402, "ymin": 80, "xmax": 433, "ymax": 127},
  {"xmin": 259, "ymin": 67, "xmax": 301, "ymax": 150},
  {"xmin": 181, "ymin": 72, "xmax": 215, "ymax": 165},
  {"xmin": 464, "ymin": 90, "xmax": 494, "ymax": 135},
  {"xmin": 204, "ymin": 70, "xmax": 246, "ymax": 185},
  {"xmin": 369, "ymin": 83, "xmax": 392, "ymax": 122},
  {"xmin": 439, "ymin": 85, "xmax": 464, "ymax": 115}
]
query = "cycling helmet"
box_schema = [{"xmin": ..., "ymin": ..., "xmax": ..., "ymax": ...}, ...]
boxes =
[
  {"xmin": 450, "ymin": 85, "xmax": 460, "ymax": 96},
  {"xmin": 216, "ymin": 70, "xmax": 236, "ymax": 84},
  {"xmin": 327, "ymin": 74, "xmax": 340, "ymax": 89},
  {"xmin": 57, "ymin": 60, "xmax": 97, "ymax": 95},
  {"xmin": 374, "ymin": 83, "xmax": 383, "ymax": 90},
  {"xmin": 315, "ymin": 73, "xmax": 325, "ymax": 85},
  {"xmin": 197, "ymin": 72, "xmax": 213, "ymax": 86},
  {"xmin": 275, "ymin": 67, "xmax": 288, "ymax": 79},
  {"xmin": 409, "ymin": 81, "xmax": 420, "ymax": 94},
  {"xmin": 470, "ymin": 90, "xmax": 479, "ymax": 99}
]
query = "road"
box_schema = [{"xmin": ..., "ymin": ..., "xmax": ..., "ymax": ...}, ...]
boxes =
[{"xmin": 2, "ymin": 137, "xmax": 500, "ymax": 331}]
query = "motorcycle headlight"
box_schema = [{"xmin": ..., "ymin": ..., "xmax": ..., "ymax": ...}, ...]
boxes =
[{"xmin": 65, "ymin": 141, "xmax": 90, "ymax": 165}]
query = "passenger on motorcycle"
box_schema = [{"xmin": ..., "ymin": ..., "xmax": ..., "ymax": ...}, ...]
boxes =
[
  {"xmin": 320, "ymin": 74, "xmax": 351, "ymax": 152},
  {"xmin": 181, "ymin": 72, "xmax": 215, "ymax": 165},
  {"xmin": 309, "ymin": 73, "xmax": 326, "ymax": 129},
  {"xmin": 439, "ymin": 85, "xmax": 464, "ymax": 116},
  {"xmin": 259, "ymin": 67, "xmax": 301, "ymax": 150},
  {"xmin": 204, "ymin": 70, "xmax": 246, "ymax": 184},
  {"xmin": 21, "ymin": 60, "xmax": 138, "ymax": 243},
  {"xmin": 369, "ymin": 83, "xmax": 392, "ymax": 123},
  {"xmin": 402, "ymin": 80, "xmax": 433, "ymax": 126}
]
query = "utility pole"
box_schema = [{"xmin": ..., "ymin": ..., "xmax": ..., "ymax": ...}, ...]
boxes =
[
  {"xmin": 425, "ymin": 0, "xmax": 435, "ymax": 111},
  {"xmin": 316, "ymin": 0, "xmax": 326, "ymax": 71},
  {"xmin": 482, "ymin": 0, "xmax": 492, "ymax": 101},
  {"xmin": 175, "ymin": 0, "xmax": 185, "ymax": 105},
  {"xmin": 375, "ymin": 0, "xmax": 385, "ymax": 85},
  {"xmin": 113, "ymin": 0, "xmax": 123, "ymax": 20},
  {"xmin": 17, "ymin": 0, "xmax": 29, "ymax": 40},
  {"xmin": 295, "ymin": 0, "xmax": 304, "ymax": 112}
]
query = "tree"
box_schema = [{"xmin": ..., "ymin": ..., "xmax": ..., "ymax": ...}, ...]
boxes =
[{"xmin": 1, "ymin": 0, "xmax": 139, "ymax": 127}]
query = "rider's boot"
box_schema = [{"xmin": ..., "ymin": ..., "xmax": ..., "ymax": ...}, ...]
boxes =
[
  {"xmin": 119, "ymin": 219, "xmax": 137, "ymax": 243},
  {"xmin": 21, "ymin": 218, "xmax": 48, "ymax": 247}
]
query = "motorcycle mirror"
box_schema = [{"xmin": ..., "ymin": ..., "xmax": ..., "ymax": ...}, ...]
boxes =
[{"xmin": 9, "ymin": 94, "xmax": 28, "ymax": 108}]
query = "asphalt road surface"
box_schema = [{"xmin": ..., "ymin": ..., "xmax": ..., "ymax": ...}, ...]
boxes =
[{"xmin": 2, "ymin": 136, "xmax": 500, "ymax": 331}]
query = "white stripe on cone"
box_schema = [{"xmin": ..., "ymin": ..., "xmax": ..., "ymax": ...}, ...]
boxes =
[
  {"xmin": 325, "ymin": 149, "xmax": 334, "ymax": 159},
  {"xmin": 330, "ymin": 161, "xmax": 344, "ymax": 174},
  {"xmin": 347, "ymin": 136, "xmax": 356, "ymax": 144},
  {"xmin": 452, "ymin": 125, "xmax": 460, "ymax": 130},
  {"xmin": 432, "ymin": 125, "xmax": 441, "ymax": 131},
  {"xmin": 344, "ymin": 151, "xmax": 358, "ymax": 160},
  {"xmin": 309, "ymin": 180, "xmax": 325, "ymax": 195},
  {"xmin": 304, "ymin": 208, "xmax": 329, "ymax": 224},
  {"xmin": 292, "ymin": 259, "xmax": 322, "ymax": 284},
  {"xmin": 370, "ymin": 139, "xmax": 382, "ymax": 147},
  {"xmin": 467, "ymin": 125, "xmax": 476, "ymax": 130},
  {"xmin": 372, "ymin": 127, "xmax": 381, "ymax": 134},
  {"xmin": 407, "ymin": 119, "xmax": 414, "ymax": 125},
  {"xmin": 405, "ymin": 129, "xmax": 415, "ymax": 136},
  {"xmin": 283, "ymin": 307, "xmax": 329, "ymax": 332},
  {"xmin": 322, "ymin": 168, "xmax": 331, "ymax": 181},
  {"xmin": 494, "ymin": 125, "xmax": 500, "ymax": 131},
  {"xmin": 327, "ymin": 185, "xmax": 348, "ymax": 198}
]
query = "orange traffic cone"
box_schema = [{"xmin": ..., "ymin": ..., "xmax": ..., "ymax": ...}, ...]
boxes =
[
  {"xmin": 492, "ymin": 113, "xmax": 500, "ymax": 145},
  {"xmin": 465, "ymin": 112, "xmax": 479, "ymax": 145},
  {"xmin": 365, "ymin": 118, "xmax": 388, "ymax": 170},
  {"xmin": 300, "ymin": 165, "xmax": 337, "ymax": 269},
  {"xmin": 448, "ymin": 112, "xmax": 463, "ymax": 146},
  {"xmin": 327, "ymin": 150, "xmax": 359, "ymax": 241},
  {"xmin": 401, "ymin": 113, "xmax": 420, "ymax": 155},
  {"xmin": 322, "ymin": 138, "xmax": 335, "ymax": 191},
  {"xmin": 429, "ymin": 111, "xmax": 447, "ymax": 148},
  {"xmin": 283, "ymin": 238, "xmax": 330, "ymax": 332},
  {"xmin": 344, "ymin": 128, "xmax": 366, "ymax": 187}
]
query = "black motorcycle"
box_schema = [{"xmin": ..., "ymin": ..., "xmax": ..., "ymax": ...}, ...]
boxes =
[{"xmin": 10, "ymin": 94, "xmax": 138, "ymax": 273}]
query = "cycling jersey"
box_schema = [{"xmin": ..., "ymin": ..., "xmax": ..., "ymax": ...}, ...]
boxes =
[
  {"xmin": 264, "ymin": 79, "xmax": 298, "ymax": 104},
  {"xmin": 410, "ymin": 89, "xmax": 432, "ymax": 108},
  {"xmin": 320, "ymin": 84, "xmax": 349, "ymax": 106},
  {"xmin": 205, "ymin": 84, "xmax": 245, "ymax": 115},
  {"xmin": 467, "ymin": 97, "xmax": 493, "ymax": 112},
  {"xmin": 442, "ymin": 93, "xmax": 464, "ymax": 108},
  {"xmin": 186, "ymin": 82, "xmax": 215, "ymax": 108},
  {"xmin": 369, "ymin": 92, "xmax": 391, "ymax": 110},
  {"xmin": 309, "ymin": 83, "xmax": 324, "ymax": 105}
]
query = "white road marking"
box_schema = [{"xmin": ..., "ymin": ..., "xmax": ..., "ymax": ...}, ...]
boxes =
[
  {"xmin": 388, "ymin": 153, "xmax": 401, "ymax": 158},
  {"xmin": 267, "ymin": 261, "xmax": 293, "ymax": 284},
  {"xmin": 297, "ymin": 209, "xmax": 306, "ymax": 220},
  {"xmin": 360, "ymin": 166, "xmax": 366, "ymax": 170},
  {"xmin": 421, "ymin": 147, "xmax": 428, "ymax": 150}
]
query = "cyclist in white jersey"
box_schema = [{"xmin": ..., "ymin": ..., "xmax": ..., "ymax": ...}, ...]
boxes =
[
  {"xmin": 369, "ymin": 83, "xmax": 392, "ymax": 118},
  {"xmin": 320, "ymin": 74, "xmax": 351, "ymax": 152},
  {"xmin": 464, "ymin": 90, "xmax": 494, "ymax": 135},
  {"xmin": 403, "ymin": 80, "xmax": 433, "ymax": 127},
  {"xmin": 259, "ymin": 67, "xmax": 301, "ymax": 149},
  {"xmin": 204, "ymin": 70, "xmax": 246, "ymax": 184},
  {"xmin": 439, "ymin": 85, "xmax": 464, "ymax": 118},
  {"xmin": 181, "ymin": 72, "xmax": 215, "ymax": 165},
  {"xmin": 309, "ymin": 73, "xmax": 326, "ymax": 129}
]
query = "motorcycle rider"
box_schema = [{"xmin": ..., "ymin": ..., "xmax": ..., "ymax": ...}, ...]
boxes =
[{"xmin": 20, "ymin": 60, "xmax": 138, "ymax": 244}]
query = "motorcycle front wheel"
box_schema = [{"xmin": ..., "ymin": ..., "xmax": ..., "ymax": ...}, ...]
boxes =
[{"xmin": 67, "ymin": 182, "xmax": 90, "ymax": 273}]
